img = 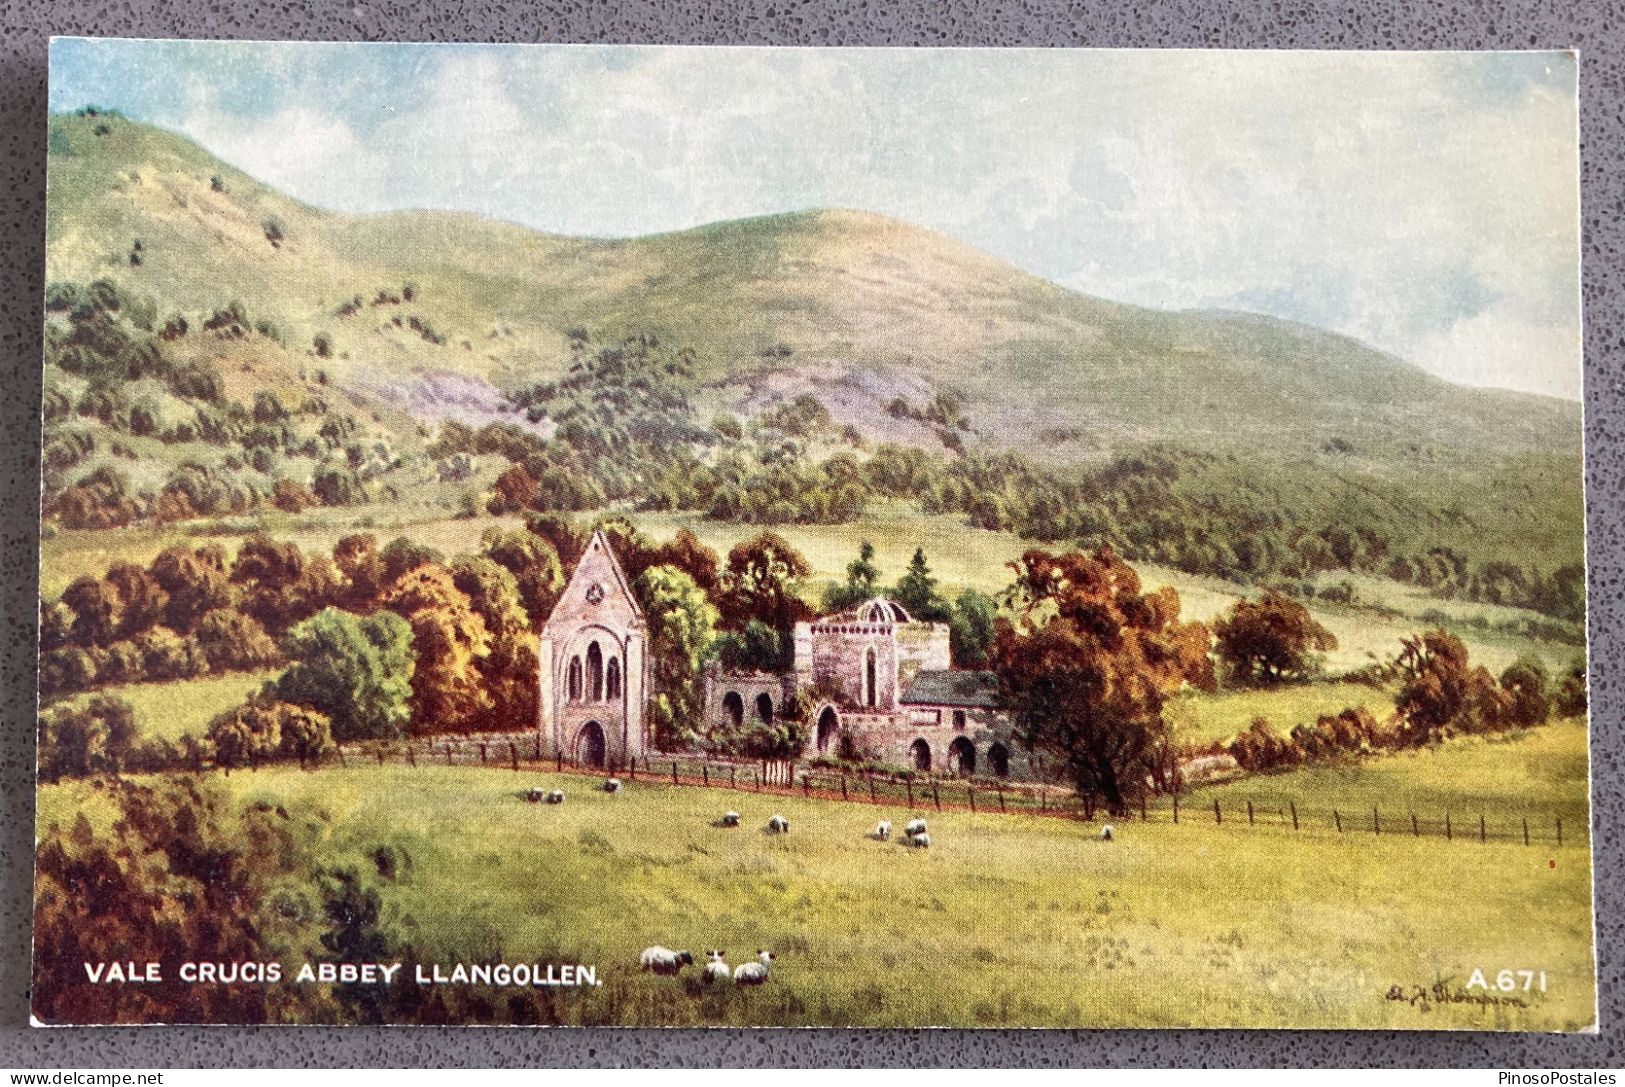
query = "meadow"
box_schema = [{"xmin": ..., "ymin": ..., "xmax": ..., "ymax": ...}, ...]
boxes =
[{"xmin": 35, "ymin": 752, "xmax": 1597, "ymax": 1030}]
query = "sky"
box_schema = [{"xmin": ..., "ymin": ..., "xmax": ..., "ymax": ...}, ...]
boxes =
[{"xmin": 49, "ymin": 40, "xmax": 1582, "ymax": 399}]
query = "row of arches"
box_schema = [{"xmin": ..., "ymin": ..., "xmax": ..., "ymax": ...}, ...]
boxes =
[
  {"xmin": 909, "ymin": 736, "xmax": 1010, "ymax": 778},
  {"xmin": 720, "ymin": 690, "xmax": 775, "ymax": 730},
  {"xmin": 566, "ymin": 641, "xmax": 622, "ymax": 704}
]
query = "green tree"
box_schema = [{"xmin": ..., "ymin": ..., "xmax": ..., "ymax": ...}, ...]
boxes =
[
  {"xmin": 993, "ymin": 547, "xmax": 1214, "ymax": 814},
  {"xmin": 482, "ymin": 528, "xmax": 566, "ymax": 629},
  {"xmin": 274, "ymin": 608, "xmax": 415, "ymax": 741},
  {"xmin": 1498, "ymin": 656, "xmax": 1551, "ymax": 729},
  {"xmin": 893, "ymin": 547, "xmax": 950, "ymax": 621},
  {"xmin": 717, "ymin": 532, "xmax": 813, "ymax": 646},
  {"xmin": 821, "ymin": 540, "xmax": 881, "ymax": 613},
  {"xmin": 450, "ymin": 556, "xmax": 540, "ymax": 731},
  {"xmin": 948, "ymin": 588, "xmax": 998, "ymax": 669},
  {"xmin": 634, "ymin": 565, "xmax": 720, "ymax": 750},
  {"xmin": 38, "ymin": 695, "xmax": 138, "ymax": 781},
  {"xmin": 383, "ymin": 566, "xmax": 491, "ymax": 735}
]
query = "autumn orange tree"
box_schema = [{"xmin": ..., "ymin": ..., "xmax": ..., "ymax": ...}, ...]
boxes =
[
  {"xmin": 384, "ymin": 564, "xmax": 492, "ymax": 735},
  {"xmin": 992, "ymin": 546, "xmax": 1214, "ymax": 814},
  {"xmin": 1212, "ymin": 590, "xmax": 1337, "ymax": 686}
]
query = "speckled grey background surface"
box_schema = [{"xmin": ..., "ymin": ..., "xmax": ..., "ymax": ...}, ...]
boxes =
[{"xmin": 0, "ymin": 0, "xmax": 1618, "ymax": 1068}]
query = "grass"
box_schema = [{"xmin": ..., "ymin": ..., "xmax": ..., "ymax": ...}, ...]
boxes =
[
  {"xmin": 51, "ymin": 667, "xmax": 279, "ymax": 743},
  {"xmin": 1196, "ymin": 718, "xmax": 1593, "ymax": 834},
  {"xmin": 36, "ymin": 746, "xmax": 1598, "ymax": 1030},
  {"xmin": 1167, "ymin": 681, "xmax": 1398, "ymax": 748}
]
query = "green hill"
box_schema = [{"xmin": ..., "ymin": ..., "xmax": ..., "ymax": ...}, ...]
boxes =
[{"xmin": 39, "ymin": 111, "xmax": 1585, "ymax": 617}]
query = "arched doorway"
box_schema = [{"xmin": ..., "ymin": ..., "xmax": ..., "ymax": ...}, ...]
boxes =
[
  {"xmin": 949, "ymin": 736, "xmax": 976, "ymax": 777},
  {"xmin": 816, "ymin": 706, "xmax": 839, "ymax": 754},
  {"xmin": 586, "ymin": 642, "xmax": 604, "ymax": 701},
  {"xmin": 910, "ymin": 738, "xmax": 932, "ymax": 772},
  {"xmin": 606, "ymin": 657, "xmax": 622, "ymax": 701},
  {"xmin": 756, "ymin": 692, "xmax": 774, "ymax": 724},
  {"xmin": 988, "ymin": 742, "xmax": 1010, "ymax": 778},
  {"xmin": 574, "ymin": 721, "xmax": 607, "ymax": 769},
  {"xmin": 722, "ymin": 692, "xmax": 744, "ymax": 731}
]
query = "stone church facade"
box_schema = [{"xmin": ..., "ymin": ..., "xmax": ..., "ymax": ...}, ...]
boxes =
[{"xmin": 536, "ymin": 530, "xmax": 650, "ymax": 769}]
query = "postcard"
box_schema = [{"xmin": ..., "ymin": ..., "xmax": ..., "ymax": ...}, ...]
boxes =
[{"xmin": 32, "ymin": 40, "xmax": 1593, "ymax": 1029}]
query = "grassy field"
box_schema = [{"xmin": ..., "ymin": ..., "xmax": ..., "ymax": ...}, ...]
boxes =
[
  {"xmin": 51, "ymin": 668, "xmax": 280, "ymax": 743},
  {"xmin": 1166, "ymin": 681, "xmax": 1397, "ymax": 748},
  {"xmin": 1196, "ymin": 718, "xmax": 1592, "ymax": 833},
  {"xmin": 36, "ymin": 749, "xmax": 1598, "ymax": 1030}
]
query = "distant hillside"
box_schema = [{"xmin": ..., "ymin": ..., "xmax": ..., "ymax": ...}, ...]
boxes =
[{"xmin": 38, "ymin": 111, "xmax": 1586, "ymax": 620}]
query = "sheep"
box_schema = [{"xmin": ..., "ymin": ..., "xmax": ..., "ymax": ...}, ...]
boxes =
[
  {"xmin": 639, "ymin": 946, "xmax": 694, "ymax": 976},
  {"xmin": 525, "ymin": 787, "xmax": 545, "ymax": 803},
  {"xmin": 767, "ymin": 814, "xmax": 790, "ymax": 834},
  {"xmin": 904, "ymin": 818, "xmax": 928, "ymax": 838},
  {"xmin": 603, "ymin": 778, "xmax": 622, "ymax": 794},
  {"xmin": 733, "ymin": 950, "xmax": 775, "ymax": 986},
  {"xmin": 906, "ymin": 831, "xmax": 932, "ymax": 849},
  {"xmin": 544, "ymin": 790, "xmax": 566, "ymax": 805},
  {"xmin": 875, "ymin": 820, "xmax": 892, "ymax": 841},
  {"xmin": 1100, "ymin": 823, "xmax": 1115, "ymax": 842},
  {"xmin": 719, "ymin": 811, "xmax": 741, "ymax": 827},
  {"xmin": 702, "ymin": 950, "xmax": 731, "ymax": 985}
]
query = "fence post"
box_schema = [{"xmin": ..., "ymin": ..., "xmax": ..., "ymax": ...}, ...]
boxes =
[
  {"xmin": 703, "ymin": 764, "xmax": 709, "ymax": 787},
  {"xmin": 968, "ymin": 786, "xmax": 976, "ymax": 813},
  {"xmin": 1523, "ymin": 818, "xmax": 1530, "ymax": 847},
  {"xmin": 1480, "ymin": 814, "xmax": 1487, "ymax": 844},
  {"xmin": 672, "ymin": 760, "xmax": 679, "ymax": 785},
  {"xmin": 906, "ymin": 779, "xmax": 914, "ymax": 808},
  {"xmin": 803, "ymin": 775, "xmax": 811, "ymax": 798},
  {"xmin": 1290, "ymin": 801, "xmax": 1298, "ymax": 832},
  {"xmin": 730, "ymin": 766, "xmax": 737, "ymax": 789},
  {"xmin": 1334, "ymin": 810, "xmax": 1342, "ymax": 834},
  {"xmin": 407, "ymin": 744, "xmax": 416, "ymax": 768},
  {"xmin": 333, "ymin": 747, "xmax": 344, "ymax": 769},
  {"xmin": 629, "ymin": 759, "xmax": 636, "ymax": 781},
  {"xmin": 869, "ymin": 778, "xmax": 877, "ymax": 804},
  {"xmin": 932, "ymin": 781, "xmax": 941, "ymax": 812},
  {"xmin": 510, "ymin": 742, "xmax": 519, "ymax": 772},
  {"xmin": 1445, "ymin": 811, "xmax": 1451, "ymax": 841},
  {"xmin": 1373, "ymin": 806, "xmax": 1380, "ymax": 836},
  {"xmin": 445, "ymin": 744, "xmax": 453, "ymax": 767},
  {"xmin": 478, "ymin": 743, "xmax": 487, "ymax": 764},
  {"xmin": 841, "ymin": 775, "xmax": 848, "ymax": 800},
  {"xmin": 1213, "ymin": 799, "xmax": 1221, "ymax": 825},
  {"xmin": 1246, "ymin": 800, "xmax": 1254, "ymax": 826},
  {"xmin": 1411, "ymin": 812, "xmax": 1418, "ymax": 837},
  {"xmin": 999, "ymin": 790, "xmax": 1006, "ymax": 813},
  {"xmin": 556, "ymin": 748, "xmax": 563, "ymax": 772},
  {"xmin": 376, "ymin": 748, "xmax": 384, "ymax": 765},
  {"xmin": 1141, "ymin": 796, "xmax": 1148, "ymax": 822},
  {"xmin": 536, "ymin": 734, "xmax": 542, "ymax": 761},
  {"xmin": 1040, "ymin": 789, "xmax": 1047, "ymax": 813},
  {"xmin": 1173, "ymin": 795, "xmax": 1179, "ymax": 824},
  {"xmin": 1557, "ymin": 818, "xmax": 1563, "ymax": 846}
]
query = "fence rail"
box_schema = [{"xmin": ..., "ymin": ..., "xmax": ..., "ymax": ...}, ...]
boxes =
[{"xmin": 320, "ymin": 738, "xmax": 1589, "ymax": 850}]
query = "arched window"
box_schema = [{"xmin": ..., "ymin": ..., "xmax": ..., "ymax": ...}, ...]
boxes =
[
  {"xmin": 756, "ymin": 692, "xmax": 774, "ymax": 724},
  {"xmin": 606, "ymin": 657, "xmax": 622, "ymax": 701},
  {"xmin": 567, "ymin": 656, "xmax": 583, "ymax": 702},
  {"xmin": 864, "ymin": 647, "xmax": 878, "ymax": 708},
  {"xmin": 723, "ymin": 691, "xmax": 744, "ymax": 730},
  {"xmin": 586, "ymin": 641, "xmax": 604, "ymax": 702},
  {"xmin": 988, "ymin": 742, "xmax": 1010, "ymax": 779},
  {"xmin": 949, "ymin": 736, "xmax": 976, "ymax": 777},
  {"xmin": 816, "ymin": 707, "xmax": 839, "ymax": 754}
]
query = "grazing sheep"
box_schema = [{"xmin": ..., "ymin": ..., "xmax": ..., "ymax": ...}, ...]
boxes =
[
  {"xmin": 905, "ymin": 818, "xmax": 928, "ymax": 838},
  {"xmin": 719, "ymin": 811, "xmax": 741, "ymax": 827},
  {"xmin": 875, "ymin": 820, "xmax": 892, "ymax": 841},
  {"xmin": 767, "ymin": 814, "xmax": 790, "ymax": 834},
  {"xmin": 1100, "ymin": 824, "xmax": 1115, "ymax": 842},
  {"xmin": 906, "ymin": 831, "xmax": 932, "ymax": 849},
  {"xmin": 733, "ymin": 950, "xmax": 775, "ymax": 985},
  {"xmin": 639, "ymin": 946, "xmax": 694, "ymax": 976},
  {"xmin": 702, "ymin": 950, "xmax": 731, "ymax": 985},
  {"xmin": 544, "ymin": 790, "xmax": 566, "ymax": 805},
  {"xmin": 604, "ymin": 778, "xmax": 622, "ymax": 794},
  {"xmin": 525, "ymin": 787, "xmax": 545, "ymax": 803}
]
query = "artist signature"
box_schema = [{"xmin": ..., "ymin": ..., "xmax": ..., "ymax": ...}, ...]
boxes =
[{"xmin": 1386, "ymin": 979, "xmax": 1530, "ymax": 1012}]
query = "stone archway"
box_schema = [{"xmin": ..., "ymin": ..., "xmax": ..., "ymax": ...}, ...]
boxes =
[
  {"xmin": 722, "ymin": 691, "xmax": 744, "ymax": 731},
  {"xmin": 816, "ymin": 706, "xmax": 839, "ymax": 754},
  {"xmin": 910, "ymin": 738, "xmax": 932, "ymax": 772},
  {"xmin": 949, "ymin": 736, "xmax": 976, "ymax": 777},
  {"xmin": 756, "ymin": 692, "xmax": 774, "ymax": 724},
  {"xmin": 988, "ymin": 742, "xmax": 1010, "ymax": 779},
  {"xmin": 574, "ymin": 721, "xmax": 607, "ymax": 769}
]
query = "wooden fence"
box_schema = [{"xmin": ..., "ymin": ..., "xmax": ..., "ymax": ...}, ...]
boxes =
[{"xmin": 326, "ymin": 738, "xmax": 1588, "ymax": 849}]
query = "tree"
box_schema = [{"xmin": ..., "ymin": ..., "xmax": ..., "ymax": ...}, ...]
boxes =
[
  {"xmin": 649, "ymin": 528, "xmax": 720, "ymax": 597},
  {"xmin": 893, "ymin": 547, "xmax": 951, "ymax": 621},
  {"xmin": 194, "ymin": 609, "xmax": 281, "ymax": 672},
  {"xmin": 1554, "ymin": 655, "xmax": 1587, "ymax": 718},
  {"xmin": 717, "ymin": 532, "xmax": 813, "ymax": 643},
  {"xmin": 450, "ymin": 557, "xmax": 539, "ymax": 732},
  {"xmin": 821, "ymin": 540, "xmax": 880, "ymax": 613},
  {"xmin": 384, "ymin": 565, "xmax": 492, "ymax": 735},
  {"xmin": 149, "ymin": 544, "xmax": 232, "ymax": 633},
  {"xmin": 333, "ymin": 533, "xmax": 386, "ymax": 610},
  {"xmin": 487, "ymin": 464, "xmax": 540, "ymax": 515},
  {"xmin": 1499, "ymin": 656, "xmax": 1551, "ymax": 729},
  {"xmin": 948, "ymin": 588, "xmax": 998, "ymax": 669},
  {"xmin": 38, "ymin": 695, "xmax": 138, "ymax": 781},
  {"xmin": 274, "ymin": 608, "xmax": 415, "ymax": 742},
  {"xmin": 634, "ymin": 565, "xmax": 719, "ymax": 750},
  {"xmin": 1394, "ymin": 629, "xmax": 1500, "ymax": 742},
  {"xmin": 481, "ymin": 528, "xmax": 565, "ymax": 629},
  {"xmin": 1212, "ymin": 591, "xmax": 1337, "ymax": 687},
  {"xmin": 993, "ymin": 547, "xmax": 1214, "ymax": 814}
]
